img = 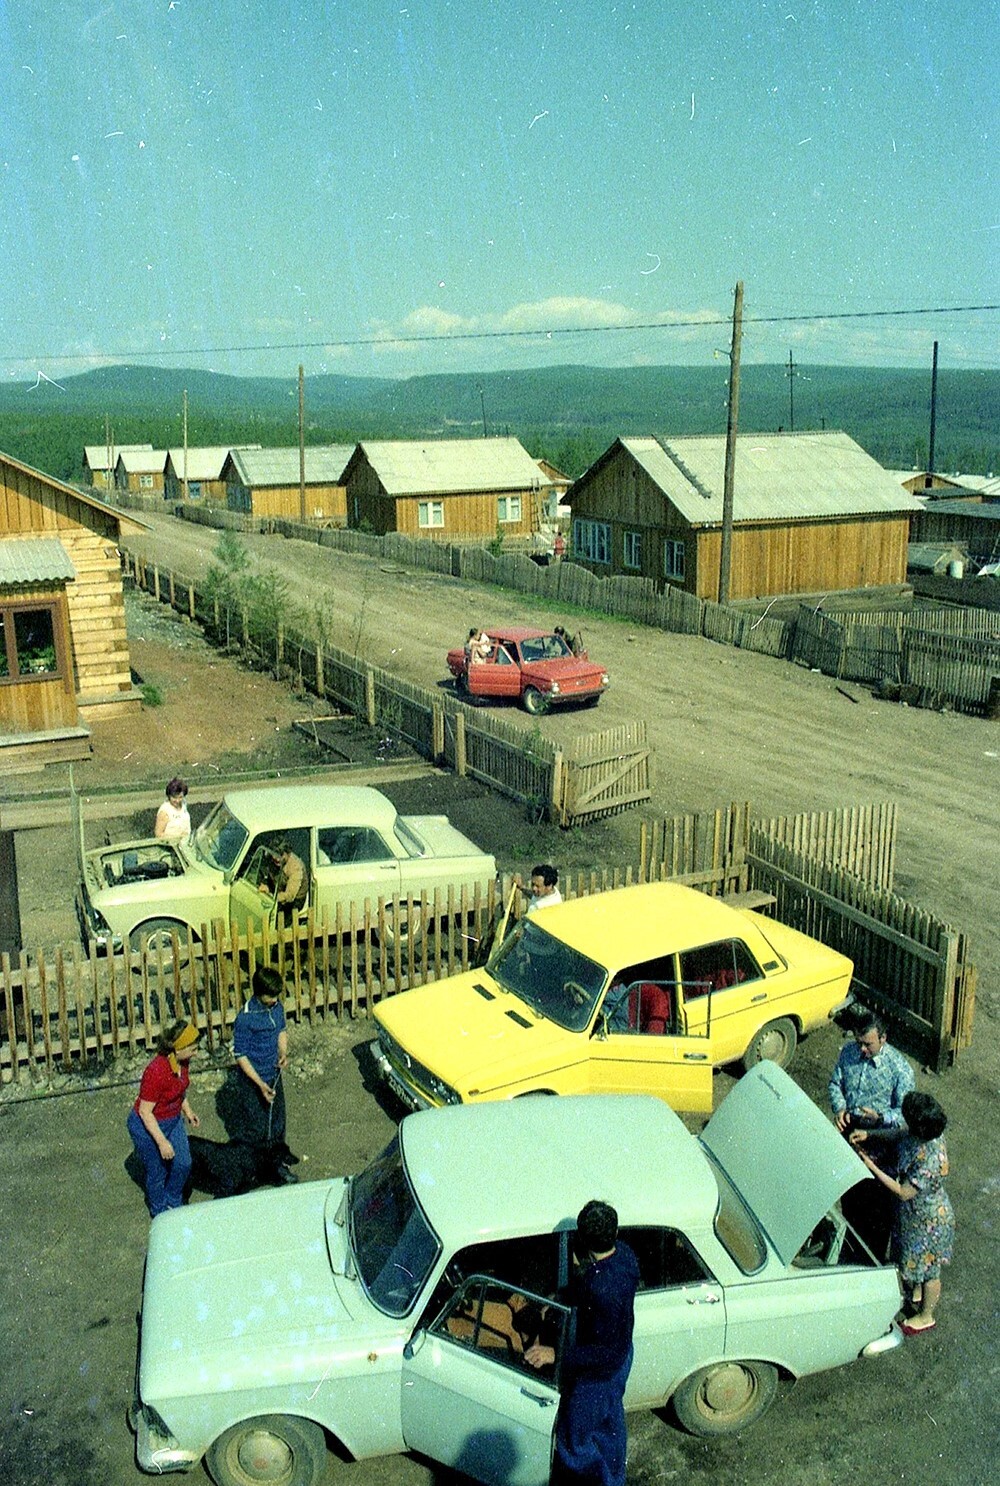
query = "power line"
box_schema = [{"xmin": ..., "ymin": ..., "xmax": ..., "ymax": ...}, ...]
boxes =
[{"xmin": 4, "ymin": 302, "xmax": 998, "ymax": 367}]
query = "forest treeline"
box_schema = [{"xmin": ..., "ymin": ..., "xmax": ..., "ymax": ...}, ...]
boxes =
[{"xmin": 0, "ymin": 361, "xmax": 995, "ymax": 485}]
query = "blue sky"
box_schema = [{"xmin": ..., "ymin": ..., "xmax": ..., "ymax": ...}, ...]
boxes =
[{"xmin": 1, "ymin": 0, "xmax": 996, "ymax": 383}]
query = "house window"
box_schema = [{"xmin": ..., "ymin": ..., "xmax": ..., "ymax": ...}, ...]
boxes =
[
  {"xmin": 139, "ymin": 473, "xmax": 154, "ymax": 489},
  {"xmin": 498, "ymin": 495, "xmax": 522, "ymax": 523},
  {"xmin": 623, "ymin": 530, "xmax": 642, "ymax": 570},
  {"xmin": 664, "ymin": 539, "xmax": 686, "ymax": 581},
  {"xmin": 573, "ymin": 519, "xmax": 611, "ymax": 565},
  {"xmin": 418, "ymin": 500, "xmax": 445, "ymax": 529},
  {"xmin": 0, "ymin": 604, "xmax": 60, "ymax": 681}
]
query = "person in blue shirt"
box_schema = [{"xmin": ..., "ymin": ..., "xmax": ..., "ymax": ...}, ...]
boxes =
[
  {"xmin": 829, "ymin": 1008, "xmax": 915, "ymax": 1258},
  {"xmin": 526, "ymin": 1200, "xmax": 639, "ymax": 1486},
  {"xmin": 231, "ymin": 965, "xmax": 297, "ymax": 1184}
]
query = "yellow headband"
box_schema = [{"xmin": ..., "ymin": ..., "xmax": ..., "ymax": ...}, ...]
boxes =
[{"xmin": 172, "ymin": 1023, "xmax": 199, "ymax": 1051}]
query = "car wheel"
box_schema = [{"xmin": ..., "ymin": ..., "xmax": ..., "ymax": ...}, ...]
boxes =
[
  {"xmin": 205, "ymin": 1414, "xmax": 327, "ymax": 1486},
  {"xmin": 740, "ymin": 1016, "xmax": 798, "ymax": 1072},
  {"xmin": 128, "ymin": 919, "xmax": 192, "ymax": 969},
  {"xmin": 522, "ymin": 686, "xmax": 549, "ymax": 715},
  {"xmin": 380, "ymin": 902, "xmax": 424, "ymax": 951},
  {"xmin": 671, "ymin": 1360, "xmax": 778, "ymax": 1437}
]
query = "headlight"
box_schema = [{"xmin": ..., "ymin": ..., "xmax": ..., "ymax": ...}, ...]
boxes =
[{"xmin": 549, "ymin": 681, "xmax": 561, "ymax": 695}]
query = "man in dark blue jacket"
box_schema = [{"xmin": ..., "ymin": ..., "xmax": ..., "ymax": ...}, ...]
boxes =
[{"xmin": 527, "ymin": 1200, "xmax": 639, "ymax": 1486}]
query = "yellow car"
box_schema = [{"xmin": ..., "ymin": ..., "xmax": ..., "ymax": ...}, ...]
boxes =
[{"xmin": 372, "ymin": 881, "xmax": 854, "ymax": 1115}]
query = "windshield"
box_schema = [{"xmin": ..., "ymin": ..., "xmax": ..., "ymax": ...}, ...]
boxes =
[
  {"xmin": 349, "ymin": 1135, "xmax": 441, "ymax": 1317},
  {"xmin": 193, "ymin": 800, "xmax": 248, "ymax": 871},
  {"xmin": 519, "ymin": 634, "xmax": 570, "ymax": 663},
  {"xmin": 394, "ymin": 818, "xmax": 425, "ymax": 858},
  {"xmin": 488, "ymin": 916, "xmax": 607, "ymax": 1032}
]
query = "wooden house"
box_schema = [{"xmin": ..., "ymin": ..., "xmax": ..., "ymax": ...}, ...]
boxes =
[
  {"xmin": 114, "ymin": 449, "xmax": 167, "ymax": 496},
  {"xmin": 164, "ymin": 447, "xmax": 260, "ymax": 503},
  {"xmin": 343, "ymin": 437, "xmax": 545, "ymax": 541},
  {"xmin": 566, "ymin": 431, "xmax": 924, "ymax": 601},
  {"xmin": 222, "ymin": 446, "xmax": 353, "ymax": 523},
  {"xmin": 83, "ymin": 443, "xmax": 152, "ymax": 493},
  {"xmin": 911, "ymin": 499, "xmax": 1000, "ymax": 568},
  {"xmin": 0, "ymin": 451, "xmax": 145, "ymax": 769}
]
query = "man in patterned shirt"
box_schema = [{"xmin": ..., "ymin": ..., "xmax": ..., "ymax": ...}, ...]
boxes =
[{"xmin": 829, "ymin": 1009, "xmax": 915, "ymax": 1258}]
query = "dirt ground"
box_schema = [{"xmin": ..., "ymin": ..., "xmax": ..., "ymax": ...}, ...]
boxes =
[{"xmin": 3, "ymin": 514, "xmax": 999, "ymax": 1486}]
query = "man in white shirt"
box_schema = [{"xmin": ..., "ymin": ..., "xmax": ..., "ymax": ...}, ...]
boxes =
[{"xmin": 526, "ymin": 864, "xmax": 562, "ymax": 914}]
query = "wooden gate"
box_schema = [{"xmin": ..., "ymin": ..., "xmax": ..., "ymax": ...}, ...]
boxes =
[{"xmin": 556, "ymin": 722, "xmax": 651, "ymax": 826}]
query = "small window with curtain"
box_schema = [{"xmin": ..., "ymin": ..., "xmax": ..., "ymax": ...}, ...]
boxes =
[
  {"xmin": 623, "ymin": 530, "xmax": 642, "ymax": 570},
  {"xmin": 664, "ymin": 539, "xmax": 686, "ymax": 581},
  {"xmin": 0, "ymin": 604, "xmax": 60, "ymax": 681},
  {"xmin": 498, "ymin": 495, "xmax": 522, "ymax": 523},
  {"xmin": 418, "ymin": 500, "xmax": 444, "ymax": 529}
]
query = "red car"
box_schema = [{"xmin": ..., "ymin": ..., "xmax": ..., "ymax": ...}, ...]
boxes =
[{"xmin": 447, "ymin": 627, "xmax": 610, "ymax": 714}]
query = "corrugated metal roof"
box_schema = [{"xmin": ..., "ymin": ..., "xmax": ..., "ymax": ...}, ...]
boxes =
[
  {"xmin": 0, "ymin": 537, "xmax": 76, "ymax": 585},
  {"xmin": 229, "ymin": 445, "xmax": 354, "ymax": 486},
  {"xmin": 618, "ymin": 431, "xmax": 924, "ymax": 525},
  {"xmin": 165, "ymin": 447, "xmax": 254, "ymax": 481},
  {"xmin": 919, "ymin": 499, "xmax": 1000, "ymax": 522},
  {"xmin": 357, "ymin": 437, "xmax": 543, "ymax": 495},
  {"xmin": 950, "ymin": 474, "xmax": 1000, "ymax": 496},
  {"xmin": 117, "ymin": 450, "xmax": 167, "ymax": 474},
  {"xmin": 83, "ymin": 443, "xmax": 152, "ymax": 470}
]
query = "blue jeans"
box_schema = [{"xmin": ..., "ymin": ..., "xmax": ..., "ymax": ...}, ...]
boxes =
[{"xmin": 127, "ymin": 1109, "xmax": 192, "ymax": 1217}]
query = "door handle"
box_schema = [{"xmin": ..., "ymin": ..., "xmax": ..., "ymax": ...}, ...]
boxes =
[
  {"xmin": 751, "ymin": 994, "xmax": 767, "ymax": 1003},
  {"xmin": 520, "ymin": 1389, "xmax": 558, "ymax": 1407},
  {"xmin": 683, "ymin": 1053, "xmax": 709, "ymax": 1061},
  {"xmin": 686, "ymin": 1292, "xmax": 721, "ymax": 1305}
]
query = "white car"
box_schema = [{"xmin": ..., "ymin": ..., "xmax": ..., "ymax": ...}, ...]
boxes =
[
  {"xmin": 74, "ymin": 783, "xmax": 495, "ymax": 953},
  {"xmin": 131, "ymin": 1066, "xmax": 902, "ymax": 1486}
]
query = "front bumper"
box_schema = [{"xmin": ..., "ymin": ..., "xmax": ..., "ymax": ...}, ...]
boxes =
[
  {"xmin": 861, "ymin": 1320, "xmax": 905, "ymax": 1357},
  {"xmin": 132, "ymin": 1400, "xmax": 200, "ymax": 1474},
  {"xmin": 371, "ymin": 1041, "xmax": 437, "ymax": 1112}
]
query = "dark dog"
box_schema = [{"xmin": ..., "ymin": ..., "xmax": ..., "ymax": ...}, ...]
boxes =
[{"xmin": 186, "ymin": 1136, "xmax": 290, "ymax": 1200}]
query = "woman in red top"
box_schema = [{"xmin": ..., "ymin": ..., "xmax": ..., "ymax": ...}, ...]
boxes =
[{"xmin": 127, "ymin": 1021, "xmax": 201, "ymax": 1216}]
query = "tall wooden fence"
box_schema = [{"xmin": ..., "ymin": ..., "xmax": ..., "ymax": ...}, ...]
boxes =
[
  {"xmin": 2, "ymin": 800, "xmax": 975, "ymax": 1086},
  {"xmin": 123, "ymin": 554, "xmax": 650, "ymax": 827}
]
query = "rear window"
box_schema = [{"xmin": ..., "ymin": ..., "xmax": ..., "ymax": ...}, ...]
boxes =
[{"xmin": 703, "ymin": 1151, "xmax": 767, "ymax": 1273}]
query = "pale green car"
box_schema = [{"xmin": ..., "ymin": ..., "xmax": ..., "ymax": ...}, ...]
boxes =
[
  {"xmin": 131, "ymin": 1065, "xmax": 902, "ymax": 1486},
  {"xmin": 74, "ymin": 782, "xmax": 495, "ymax": 954}
]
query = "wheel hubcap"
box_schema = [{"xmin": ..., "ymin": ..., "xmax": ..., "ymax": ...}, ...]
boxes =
[
  {"xmin": 702, "ymin": 1363, "xmax": 754, "ymax": 1415},
  {"xmin": 236, "ymin": 1429, "xmax": 293, "ymax": 1482}
]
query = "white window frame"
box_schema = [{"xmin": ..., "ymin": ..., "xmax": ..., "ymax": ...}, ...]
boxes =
[
  {"xmin": 497, "ymin": 495, "xmax": 522, "ymax": 524},
  {"xmin": 418, "ymin": 500, "xmax": 445, "ymax": 529},
  {"xmin": 623, "ymin": 530, "xmax": 642, "ymax": 570},
  {"xmin": 664, "ymin": 538, "xmax": 686, "ymax": 581},
  {"xmin": 573, "ymin": 518, "xmax": 611, "ymax": 565},
  {"xmin": 139, "ymin": 473, "xmax": 154, "ymax": 490}
]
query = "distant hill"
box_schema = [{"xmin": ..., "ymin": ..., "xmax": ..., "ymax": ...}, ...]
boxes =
[{"xmin": 0, "ymin": 362, "xmax": 996, "ymax": 484}]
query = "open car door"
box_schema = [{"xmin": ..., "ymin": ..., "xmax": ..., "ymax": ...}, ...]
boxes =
[{"xmin": 401, "ymin": 1278, "xmax": 569, "ymax": 1486}]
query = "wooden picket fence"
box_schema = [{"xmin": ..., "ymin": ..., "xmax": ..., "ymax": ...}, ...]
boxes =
[{"xmin": 1, "ymin": 800, "xmax": 975, "ymax": 1085}]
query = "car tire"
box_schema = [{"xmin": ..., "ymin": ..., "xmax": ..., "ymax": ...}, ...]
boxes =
[
  {"xmin": 380, "ymin": 902, "xmax": 424, "ymax": 951},
  {"xmin": 671, "ymin": 1360, "xmax": 778, "ymax": 1437},
  {"xmin": 205, "ymin": 1414, "xmax": 327, "ymax": 1486},
  {"xmin": 740, "ymin": 1016, "xmax": 799, "ymax": 1072},
  {"xmin": 128, "ymin": 919, "xmax": 192, "ymax": 969},
  {"xmin": 522, "ymin": 686, "xmax": 549, "ymax": 715}
]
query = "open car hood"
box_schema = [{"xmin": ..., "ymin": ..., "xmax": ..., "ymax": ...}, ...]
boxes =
[{"xmin": 700, "ymin": 1062, "xmax": 867, "ymax": 1267}]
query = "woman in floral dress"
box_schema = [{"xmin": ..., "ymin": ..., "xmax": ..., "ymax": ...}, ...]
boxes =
[{"xmin": 855, "ymin": 1090, "xmax": 954, "ymax": 1335}]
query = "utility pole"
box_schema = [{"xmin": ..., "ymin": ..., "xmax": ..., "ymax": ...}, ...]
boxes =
[
  {"xmin": 298, "ymin": 365, "xmax": 307, "ymax": 524},
  {"xmin": 718, "ymin": 280, "xmax": 744, "ymax": 605},
  {"xmin": 786, "ymin": 349, "xmax": 795, "ymax": 433},
  {"xmin": 928, "ymin": 340, "xmax": 939, "ymax": 478},
  {"xmin": 479, "ymin": 387, "xmax": 488, "ymax": 438},
  {"xmin": 105, "ymin": 413, "xmax": 113, "ymax": 494},
  {"xmin": 182, "ymin": 388, "xmax": 189, "ymax": 502}
]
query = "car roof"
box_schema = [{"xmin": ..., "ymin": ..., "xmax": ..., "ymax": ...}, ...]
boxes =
[
  {"xmin": 400, "ymin": 1093, "xmax": 717, "ymax": 1246},
  {"xmin": 485, "ymin": 627, "xmax": 553, "ymax": 643},
  {"xmin": 528, "ymin": 881, "xmax": 767, "ymax": 964},
  {"xmin": 218, "ymin": 785, "xmax": 397, "ymax": 832}
]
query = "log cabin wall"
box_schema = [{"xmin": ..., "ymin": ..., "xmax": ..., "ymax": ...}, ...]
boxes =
[
  {"xmin": 0, "ymin": 456, "xmax": 137, "ymax": 721},
  {"xmin": 0, "ymin": 584, "xmax": 77, "ymax": 733}
]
